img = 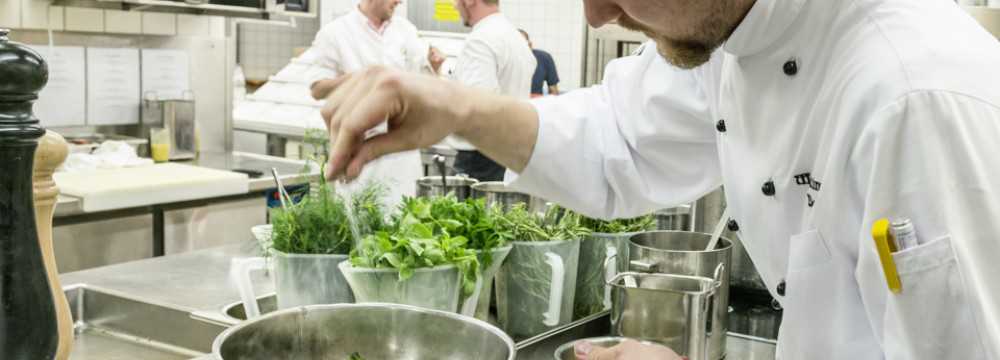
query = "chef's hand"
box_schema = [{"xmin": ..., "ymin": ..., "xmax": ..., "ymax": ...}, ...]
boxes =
[
  {"xmin": 575, "ymin": 339, "xmax": 684, "ymax": 360},
  {"xmin": 316, "ymin": 66, "xmax": 538, "ymax": 181},
  {"xmin": 428, "ymin": 46, "xmax": 446, "ymax": 74}
]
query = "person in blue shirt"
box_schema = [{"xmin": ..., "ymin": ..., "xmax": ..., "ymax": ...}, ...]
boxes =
[{"xmin": 519, "ymin": 29, "xmax": 560, "ymax": 97}]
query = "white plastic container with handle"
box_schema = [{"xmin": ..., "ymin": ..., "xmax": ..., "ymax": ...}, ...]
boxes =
[
  {"xmin": 496, "ymin": 239, "xmax": 581, "ymax": 339},
  {"xmin": 230, "ymin": 251, "xmax": 354, "ymax": 319}
]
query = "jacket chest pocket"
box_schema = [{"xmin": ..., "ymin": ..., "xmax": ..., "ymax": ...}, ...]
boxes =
[
  {"xmin": 882, "ymin": 235, "xmax": 986, "ymax": 359},
  {"xmin": 780, "ymin": 230, "xmax": 880, "ymax": 360},
  {"xmin": 382, "ymin": 41, "xmax": 408, "ymax": 69}
]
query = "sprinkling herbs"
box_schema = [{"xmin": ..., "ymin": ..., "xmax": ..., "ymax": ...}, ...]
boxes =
[
  {"xmin": 270, "ymin": 181, "xmax": 389, "ymax": 255},
  {"xmin": 268, "ymin": 128, "xmax": 391, "ymax": 255}
]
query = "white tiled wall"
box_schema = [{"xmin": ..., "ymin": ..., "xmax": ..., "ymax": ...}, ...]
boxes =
[
  {"xmin": 500, "ymin": 0, "xmax": 587, "ymax": 90},
  {"xmin": 237, "ymin": 17, "xmax": 320, "ymax": 80}
]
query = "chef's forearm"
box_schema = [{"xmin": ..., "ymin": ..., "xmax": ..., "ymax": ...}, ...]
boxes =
[{"xmin": 455, "ymin": 92, "xmax": 539, "ymax": 173}]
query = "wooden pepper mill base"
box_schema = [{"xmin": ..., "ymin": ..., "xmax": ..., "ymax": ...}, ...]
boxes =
[{"xmin": 34, "ymin": 131, "xmax": 73, "ymax": 360}]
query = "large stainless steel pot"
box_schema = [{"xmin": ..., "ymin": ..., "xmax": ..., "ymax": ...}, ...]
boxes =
[
  {"xmin": 415, "ymin": 176, "xmax": 478, "ymax": 200},
  {"xmin": 471, "ymin": 181, "xmax": 547, "ymax": 212},
  {"xmin": 212, "ymin": 303, "xmax": 516, "ymax": 360},
  {"xmin": 627, "ymin": 231, "xmax": 732, "ymax": 360}
]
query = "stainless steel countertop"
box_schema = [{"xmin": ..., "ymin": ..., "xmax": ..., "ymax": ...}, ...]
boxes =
[
  {"xmin": 61, "ymin": 241, "xmax": 273, "ymax": 314},
  {"xmin": 53, "ymin": 152, "xmax": 319, "ymax": 217},
  {"xmin": 62, "ymin": 242, "xmax": 775, "ymax": 360}
]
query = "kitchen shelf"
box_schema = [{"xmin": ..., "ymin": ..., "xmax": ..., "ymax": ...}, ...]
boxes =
[{"xmin": 53, "ymin": 0, "xmax": 269, "ymax": 19}]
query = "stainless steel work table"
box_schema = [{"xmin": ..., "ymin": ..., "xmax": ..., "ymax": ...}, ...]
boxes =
[{"xmin": 60, "ymin": 242, "xmax": 776, "ymax": 360}]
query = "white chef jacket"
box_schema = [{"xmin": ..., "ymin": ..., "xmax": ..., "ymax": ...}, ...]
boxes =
[
  {"xmin": 446, "ymin": 13, "xmax": 536, "ymax": 151},
  {"xmin": 301, "ymin": 8, "xmax": 432, "ymax": 85},
  {"xmin": 301, "ymin": 7, "xmax": 431, "ymax": 207},
  {"xmin": 506, "ymin": 0, "xmax": 1000, "ymax": 359}
]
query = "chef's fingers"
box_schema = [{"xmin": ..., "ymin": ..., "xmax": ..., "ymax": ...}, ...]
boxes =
[
  {"xmin": 320, "ymin": 74, "xmax": 365, "ymax": 178},
  {"xmin": 311, "ymin": 74, "xmax": 352, "ymax": 100},
  {"xmin": 321, "ymin": 72, "xmax": 367, "ymax": 129},
  {"xmin": 345, "ymin": 128, "xmax": 415, "ymax": 179},
  {"xmin": 324, "ymin": 70, "xmax": 385, "ymax": 179},
  {"xmin": 331, "ymin": 80, "xmax": 402, "ymax": 180}
]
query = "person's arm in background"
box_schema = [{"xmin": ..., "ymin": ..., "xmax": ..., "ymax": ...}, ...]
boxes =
[
  {"xmin": 316, "ymin": 42, "xmax": 721, "ymax": 219},
  {"xmin": 544, "ymin": 51, "xmax": 560, "ymax": 95},
  {"xmin": 308, "ymin": 25, "xmax": 345, "ymax": 100},
  {"xmin": 400, "ymin": 20, "xmax": 444, "ymax": 75}
]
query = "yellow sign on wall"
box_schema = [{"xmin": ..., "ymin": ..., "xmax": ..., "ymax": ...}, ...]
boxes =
[{"xmin": 433, "ymin": 0, "xmax": 461, "ymax": 23}]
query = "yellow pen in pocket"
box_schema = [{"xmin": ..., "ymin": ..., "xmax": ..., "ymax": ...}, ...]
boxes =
[{"xmin": 872, "ymin": 219, "xmax": 902, "ymax": 294}]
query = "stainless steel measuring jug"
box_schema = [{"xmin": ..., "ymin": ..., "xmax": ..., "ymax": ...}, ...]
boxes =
[
  {"xmin": 627, "ymin": 231, "xmax": 732, "ymax": 360},
  {"xmin": 608, "ymin": 266, "xmax": 723, "ymax": 360}
]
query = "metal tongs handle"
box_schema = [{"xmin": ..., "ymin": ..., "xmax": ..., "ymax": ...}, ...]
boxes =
[
  {"xmin": 271, "ymin": 168, "xmax": 292, "ymax": 209},
  {"xmin": 433, "ymin": 155, "xmax": 448, "ymax": 194}
]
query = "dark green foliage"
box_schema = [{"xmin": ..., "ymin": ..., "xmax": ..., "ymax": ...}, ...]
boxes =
[
  {"xmin": 579, "ymin": 214, "xmax": 656, "ymax": 234},
  {"xmin": 270, "ymin": 181, "xmax": 389, "ymax": 255}
]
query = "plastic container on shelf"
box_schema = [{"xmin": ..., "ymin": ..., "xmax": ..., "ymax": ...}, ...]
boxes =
[
  {"xmin": 495, "ymin": 239, "xmax": 581, "ymax": 339},
  {"xmin": 338, "ymin": 261, "xmax": 463, "ymax": 313}
]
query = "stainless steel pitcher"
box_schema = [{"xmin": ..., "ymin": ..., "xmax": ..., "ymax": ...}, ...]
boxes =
[
  {"xmin": 627, "ymin": 231, "xmax": 732, "ymax": 360},
  {"xmin": 471, "ymin": 181, "xmax": 548, "ymax": 212},
  {"xmin": 415, "ymin": 176, "xmax": 478, "ymax": 200},
  {"xmin": 608, "ymin": 268, "xmax": 722, "ymax": 360}
]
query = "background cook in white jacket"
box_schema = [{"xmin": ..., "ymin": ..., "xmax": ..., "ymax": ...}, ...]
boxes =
[
  {"xmin": 315, "ymin": 0, "xmax": 1000, "ymax": 359},
  {"xmin": 304, "ymin": 0, "xmax": 444, "ymax": 208},
  {"xmin": 445, "ymin": 0, "xmax": 536, "ymax": 182}
]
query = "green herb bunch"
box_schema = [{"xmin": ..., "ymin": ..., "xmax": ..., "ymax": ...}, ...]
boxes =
[
  {"xmin": 495, "ymin": 204, "xmax": 592, "ymax": 242},
  {"xmin": 350, "ymin": 213, "xmax": 481, "ymax": 296},
  {"xmin": 398, "ymin": 195, "xmax": 512, "ymax": 259},
  {"xmin": 270, "ymin": 181, "xmax": 389, "ymax": 255},
  {"xmin": 579, "ymin": 214, "xmax": 656, "ymax": 234},
  {"xmin": 269, "ymin": 126, "xmax": 393, "ymax": 255}
]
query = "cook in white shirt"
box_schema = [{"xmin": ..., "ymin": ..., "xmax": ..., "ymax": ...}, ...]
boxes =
[
  {"xmin": 305, "ymin": 0, "xmax": 444, "ymax": 208},
  {"xmin": 315, "ymin": 0, "xmax": 1000, "ymax": 359},
  {"xmin": 446, "ymin": 0, "xmax": 535, "ymax": 182}
]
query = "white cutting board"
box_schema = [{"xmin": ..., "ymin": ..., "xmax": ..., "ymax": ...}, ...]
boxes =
[{"xmin": 54, "ymin": 163, "xmax": 249, "ymax": 212}]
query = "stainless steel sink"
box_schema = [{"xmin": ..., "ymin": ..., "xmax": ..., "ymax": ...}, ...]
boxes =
[
  {"xmin": 65, "ymin": 285, "xmax": 229, "ymax": 360},
  {"xmin": 221, "ymin": 293, "xmax": 278, "ymax": 322}
]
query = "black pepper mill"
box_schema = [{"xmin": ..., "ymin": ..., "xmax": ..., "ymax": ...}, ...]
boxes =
[{"xmin": 0, "ymin": 28, "xmax": 59, "ymax": 359}]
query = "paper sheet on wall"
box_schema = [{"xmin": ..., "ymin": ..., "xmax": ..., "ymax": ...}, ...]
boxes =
[
  {"xmin": 433, "ymin": 0, "xmax": 460, "ymax": 22},
  {"xmin": 87, "ymin": 47, "xmax": 141, "ymax": 126},
  {"xmin": 141, "ymin": 49, "xmax": 191, "ymax": 100},
  {"xmin": 29, "ymin": 45, "xmax": 87, "ymax": 128}
]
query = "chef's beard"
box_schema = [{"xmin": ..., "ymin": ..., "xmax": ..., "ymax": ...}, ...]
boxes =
[{"xmin": 616, "ymin": 13, "xmax": 727, "ymax": 69}]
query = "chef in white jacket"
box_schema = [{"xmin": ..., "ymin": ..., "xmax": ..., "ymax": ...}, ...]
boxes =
[
  {"xmin": 315, "ymin": 0, "xmax": 1000, "ymax": 359},
  {"xmin": 446, "ymin": 0, "xmax": 536, "ymax": 182},
  {"xmin": 304, "ymin": 0, "xmax": 444, "ymax": 206}
]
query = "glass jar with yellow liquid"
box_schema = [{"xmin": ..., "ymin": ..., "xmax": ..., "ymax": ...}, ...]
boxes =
[{"xmin": 150, "ymin": 128, "xmax": 171, "ymax": 163}]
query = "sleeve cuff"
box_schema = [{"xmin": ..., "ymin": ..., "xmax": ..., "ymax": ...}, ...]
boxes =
[{"xmin": 503, "ymin": 97, "xmax": 563, "ymax": 189}]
